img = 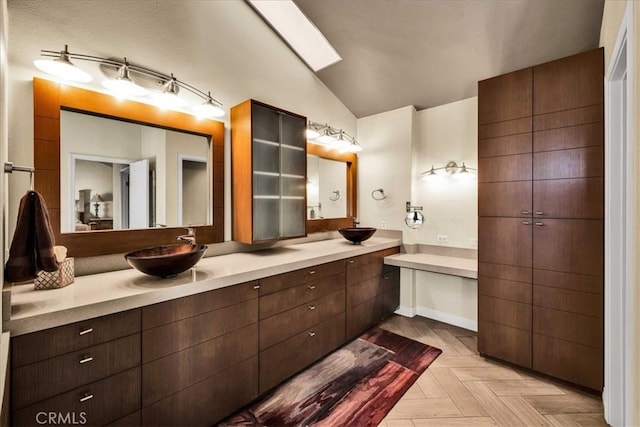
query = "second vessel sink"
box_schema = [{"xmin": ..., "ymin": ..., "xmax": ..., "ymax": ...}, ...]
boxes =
[
  {"xmin": 125, "ymin": 243, "xmax": 207, "ymax": 278},
  {"xmin": 338, "ymin": 227, "xmax": 377, "ymax": 244}
]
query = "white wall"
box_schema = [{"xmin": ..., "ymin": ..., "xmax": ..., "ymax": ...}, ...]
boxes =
[
  {"xmin": 318, "ymin": 158, "xmax": 346, "ymax": 219},
  {"xmin": 6, "ymin": 0, "xmax": 357, "ymax": 241}
]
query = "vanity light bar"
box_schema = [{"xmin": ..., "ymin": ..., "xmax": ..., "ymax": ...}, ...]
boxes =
[
  {"xmin": 34, "ymin": 45, "xmax": 225, "ymax": 118},
  {"xmin": 420, "ymin": 161, "xmax": 477, "ymax": 181},
  {"xmin": 306, "ymin": 121, "xmax": 362, "ymax": 153}
]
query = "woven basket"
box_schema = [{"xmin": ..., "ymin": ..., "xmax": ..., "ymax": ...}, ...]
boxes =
[{"xmin": 34, "ymin": 258, "xmax": 75, "ymax": 290}]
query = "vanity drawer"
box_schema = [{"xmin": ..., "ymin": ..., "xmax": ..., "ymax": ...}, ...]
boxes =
[
  {"xmin": 347, "ymin": 276, "xmax": 382, "ymax": 308},
  {"xmin": 346, "ymin": 297, "xmax": 382, "ymax": 339},
  {"xmin": 346, "ymin": 247, "xmax": 400, "ymax": 269},
  {"xmin": 142, "ymin": 281, "xmax": 259, "ymax": 330},
  {"xmin": 259, "ymin": 260, "xmax": 345, "ymax": 295},
  {"xmin": 260, "ymin": 289, "xmax": 345, "ymax": 350},
  {"xmin": 381, "ymin": 266, "xmax": 400, "ymax": 293},
  {"xmin": 13, "ymin": 334, "xmax": 140, "ymax": 410},
  {"xmin": 143, "ymin": 298, "xmax": 257, "ymax": 363},
  {"xmin": 260, "ymin": 272, "xmax": 345, "ymax": 319},
  {"xmin": 259, "ymin": 312, "xmax": 345, "ymax": 393},
  {"xmin": 13, "ymin": 367, "xmax": 141, "ymax": 427},
  {"xmin": 12, "ymin": 309, "xmax": 141, "ymax": 368}
]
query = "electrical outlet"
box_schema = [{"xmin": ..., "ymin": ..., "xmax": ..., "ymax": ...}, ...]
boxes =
[
  {"xmin": 381, "ymin": 220, "xmax": 387, "ymax": 229},
  {"xmin": 437, "ymin": 234, "xmax": 448, "ymax": 242}
]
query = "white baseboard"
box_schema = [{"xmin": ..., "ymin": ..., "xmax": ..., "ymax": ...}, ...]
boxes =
[{"xmin": 396, "ymin": 305, "xmax": 477, "ymax": 332}]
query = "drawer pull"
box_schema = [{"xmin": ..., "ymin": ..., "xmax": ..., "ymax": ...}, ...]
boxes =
[
  {"xmin": 521, "ymin": 221, "xmax": 530, "ymax": 225},
  {"xmin": 79, "ymin": 393, "xmax": 94, "ymax": 403},
  {"xmin": 383, "ymin": 275, "xmax": 390, "ymax": 280},
  {"xmin": 521, "ymin": 210, "xmax": 530, "ymax": 215},
  {"xmin": 308, "ymin": 305, "xmax": 316, "ymax": 311},
  {"xmin": 79, "ymin": 328, "xmax": 93, "ymax": 336},
  {"xmin": 348, "ymin": 260, "xmax": 355, "ymax": 264},
  {"xmin": 535, "ymin": 222, "xmax": 544, "ymax": 226},
  {"xmin": 308, "ymin": 332, "xmax": 316, "ymax": 337},
  {"xmin": 535, "ymin": 211, "xmax": 544, "ymax": 215},
  {"xmin": 79, "ymin": 355, "xmax": 94, "ymax": 364},
  {"xmin": 253, "ymin": 285, "xmax": 260, "ymax": 290},
  {"xmin": 308, "ymin": 270, "xmax": 316, "ymax": 275},
  {"xmin": 308, "ymin": 285, "xmax": 316, "ymax": 290}
]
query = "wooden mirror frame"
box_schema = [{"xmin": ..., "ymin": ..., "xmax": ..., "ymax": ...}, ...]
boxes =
[
  {"xmin": 305, "ymin": 144, "xmax": 357, "ymax": 233},
  {"xmin": 33, "ymin": 78, "xmax": 225, "ymax": 257}
]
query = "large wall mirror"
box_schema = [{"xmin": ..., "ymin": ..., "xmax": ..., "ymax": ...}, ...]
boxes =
[
  {"xmin": 33, "ymin": 78, "xmax": 224, "ymax": 257},
  {"xmin": 306, "ymin": 144, "xmax": 357, "ymax": 233}
]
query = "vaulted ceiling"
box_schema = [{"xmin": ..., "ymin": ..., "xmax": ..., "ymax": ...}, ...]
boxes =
[{"xmin": 293, "ymin": 0, "xmax": 605, "ymax": 118}]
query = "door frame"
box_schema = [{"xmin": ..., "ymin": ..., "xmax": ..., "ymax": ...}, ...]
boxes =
[
  {"xmin": 603, "ymin": 2, "xmax": 635, "ymax": 425},
  {"xmin": 177, "ymin": 154, "xmax": 208, "ymax": 226}
]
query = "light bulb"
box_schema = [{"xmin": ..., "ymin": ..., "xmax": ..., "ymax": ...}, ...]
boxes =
[
  {"xmin": 306, "ymin": 128, "xmax": 320, "ymax": 139},
  {"xmin": 102, "ymin": 63, "xmax": 148, "ymax": 98},
  {"xmin": 193, "ymin": 101, "xmax": 225, "ymax": 118},
  {"xmin": 34, "ymin": 57, "xmax": 92, "ymax": 83}
]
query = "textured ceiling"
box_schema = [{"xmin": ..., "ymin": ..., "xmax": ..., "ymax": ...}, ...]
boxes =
[{"xmin": 293, "ymin": 0, "xmax": 604, "ymax": 118}]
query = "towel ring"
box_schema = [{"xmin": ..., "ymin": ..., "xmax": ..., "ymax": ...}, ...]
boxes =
[
  {"xmin": 4, "ymin": 162, "xmax": 35, "ymax": 191},
  {"xmin": 371, "ymin": 188, "xmax": 388, "ymax": 201},
  {"xmin": 329, "ymin": 190, "xmax": 340, "ymax": 201}
]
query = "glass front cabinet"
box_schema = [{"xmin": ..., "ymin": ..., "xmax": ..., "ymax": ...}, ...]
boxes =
[{"xmin": 231, "ymin": 100, "xmax": 307, "ymax": 243}]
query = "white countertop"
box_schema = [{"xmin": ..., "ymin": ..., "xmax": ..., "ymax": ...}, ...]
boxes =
[
  {"xmin": 5, "ymin": 237, "xmax": 401, "ymax": 336},
  {"xmin": 384, "ymin": 253, "xmax": 477, "ymax": 279}
]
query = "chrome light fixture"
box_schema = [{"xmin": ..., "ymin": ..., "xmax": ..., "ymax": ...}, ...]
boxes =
[
  {"xmin": 34, "ymin": 45, "xmax": 225, "ymax": 118},
  {"xmin": 306, "ymin": 121, "xmax": 362, "ymax": 152},
  {"xmin": 420, "ymin": 161, "xmax": 476, "ymax": 180}
]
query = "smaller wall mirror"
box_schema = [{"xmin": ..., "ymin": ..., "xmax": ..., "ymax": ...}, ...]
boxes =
[{"xmin": 306, "ymin": 144, "xmax": 357, "ymax": 233}]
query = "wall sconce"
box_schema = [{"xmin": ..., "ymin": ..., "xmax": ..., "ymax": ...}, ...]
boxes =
[
  {"xmin": 34, "ymin": 45, "xmax": 225, "ymax": 118},
  {"xmin": 420, "ymin": 160, "xmax": 477, "ymax": 181},
  {"xmin": 306, "ymin": 121, "xmax": 362, "ymax": 153},
  {"xmin": 405, "ymin": 201, "xmax": 424, "ymax": 229}
]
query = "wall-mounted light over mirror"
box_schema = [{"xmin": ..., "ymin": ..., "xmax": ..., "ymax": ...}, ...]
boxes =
[
  {"xmin": 306, "ymin": 121, "xmax": 362, "ymax": 153},
  {"xmin": 32, "ymin": 78, "xmax": 225, "ymax": 257},
  {"xmin": 421, "ymin": 160, "xmax": 477, "ymax": 181}
]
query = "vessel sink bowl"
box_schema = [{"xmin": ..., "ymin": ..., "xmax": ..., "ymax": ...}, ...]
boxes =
[
  {"xmin": 125, "ymin": 244, "xmax": 207, "ymax": 278},
  {"xmin": 338, "ymin": 227, "xmax": 377, "ymax": 244}
]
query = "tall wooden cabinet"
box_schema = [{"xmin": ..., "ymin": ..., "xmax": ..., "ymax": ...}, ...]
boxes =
[
  {"xmin": 231, "ymin": 100, "xmax": 307, "ymax": 244},
  {"xmin": 478, "ymin": 48, "xmax": 603, "ymax": 391}
]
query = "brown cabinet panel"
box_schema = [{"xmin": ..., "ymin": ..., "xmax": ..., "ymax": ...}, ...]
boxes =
[
  {"xmin": 142, "ymin": 356, "xmax": 258, "ymax": 426},
  {"xmin": 534, "ymin": 104, "xmax": 603, "ymax": 131},
  {"xmin": 106, "ymin": 411, "xmax": 141, "ymax": 427},
  {"xmin": 533, "ymin": 177, "xmax": 603, "ymax": 219},
  {"xmin": 533, "ymin": 285, "xmax": 602, "ymax": 318},
  {"xmin": 347, "ymin": 276, "xmax": 382, "ymax": 308},
  {"xmin": 478, "ymin": 218, "xmax": 532, "ymax": 268},
  {"xmin": 534, "ymin": 122, "xmax": 602, "ymax": 152},
  {"xmin": 478, "ymin": 295, "xmax": 531, "ymax": 331},
  {"xmin": 478, "ymin": 181, "xmax": 532, "ymax": 217},
  {"xmin": 381, "ymin": 267, "xmax": 400, "ymax": 293},
  {"xmin": 260, "ymin": 259, "xmax": 345, "ymax": 295},
  {"xmin": 381, "ymin": 288, "xmax": 400, "ymax": 320},
  {"xmin": 12, "ymin": 309, "xmax": 140, "ymax": 368},
  {"xmin": 478, "ymin": 68, "xmax": 532, "ymax": 124},
  {"xmin": 533, "ymin": 48, "xmax": 603, "ymax": 115},
  {"xmin": 478, "ymin": 132, "xmax": 532, "ymax": 158},
  {"xmin": 143, "ymin": 323, "xmax": 258, "ymax": 407},
  {"xmin": 478, "ymin": 154, "xmax": 532, "ymax": 183},
  {"xmin": 142, "ymin": 281, "xmax": 258, "ymax": 329},
  {"xmin": 13, "ymin": 334, "xmax": 140, "ymax": 410},
  {"xmin": 14, "ymin": 367, "xmax": 141, "ymax": 427},
  {"xmin": 143, "ymin": 298, "xmax": 257, "ymax": 363},
  {"xmin": 533, "ymin": 306, "xmax": 603, "ymax": 348},
  {"xmin": 260, "ymin": 272, "xmax": 345, "ymax": 319},
  {"xmin": 479, "ymin": 117, "xmax": 532, "ymax": 139},
  {"xmin": 260, "ymin": 290, "xmax": 345, "ymax": 350},
  {"xmin": 533, "ymin": 269, "xmax": 602, "ymax": 294},
  {"xmin": 478, "ymin": 262, "xmax": 531, "ymax": 283},
  {"xmin": 533, "ymin": 146, "xmax": 603, "ymax": 180},
  {"xmin": 532, "ymin": 219, "xmax": 603, "ymax": 276},
  {"xmin": 346, "ymin": 297, "xmax": 383, "ymax": 339},
  {"xmin": 533, "ymin": 334, "xmax": 602, "ymax": 391},
  {"xmin": 478, "ymin": 276, "xmax": 532, "ymax": 304},
  {"xmin": 259, "ymin": 313, "xmax": 345, "ymax": 393},
  {"xmin": 478, "ymin": 320, "xmax": 531, "ymax": 368}
]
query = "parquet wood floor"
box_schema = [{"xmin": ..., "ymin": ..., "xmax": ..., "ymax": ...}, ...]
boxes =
[{"xmin": 378, "ymin": 315, "xmax": 608, "ymax": 427}]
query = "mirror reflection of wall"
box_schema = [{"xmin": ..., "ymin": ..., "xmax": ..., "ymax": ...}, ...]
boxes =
[
  {"xmin": 61, "ymin": 110, "xmax": 210, "ymax": 232},
  {"xmin": 306, "ymin": 155, "xmax": 347, "ymax": 220}
]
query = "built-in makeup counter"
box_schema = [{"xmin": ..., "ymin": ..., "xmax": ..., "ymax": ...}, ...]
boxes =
[
  {"xmin": 4, "ymin": 237, "xmax": 401, "ymax": 336},
  {"xmin": 384, "ymin": 244, "xmax": 477, "ymax": 278}
]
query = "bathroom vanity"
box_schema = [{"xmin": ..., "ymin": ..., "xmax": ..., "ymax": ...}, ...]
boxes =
[{"xmin": 6, "ymin": 237, "xmax": 400, "ymax": 426}]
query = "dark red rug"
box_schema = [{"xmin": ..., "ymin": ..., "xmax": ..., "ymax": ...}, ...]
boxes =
[{"xmin": 220, "ymin": 327, "xmax": 442, "ymax": 426}]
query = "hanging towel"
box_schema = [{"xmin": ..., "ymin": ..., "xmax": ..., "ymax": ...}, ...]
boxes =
[{"xmin": 5, "ymin": 191, "xmax": 59, "ymax": 283}]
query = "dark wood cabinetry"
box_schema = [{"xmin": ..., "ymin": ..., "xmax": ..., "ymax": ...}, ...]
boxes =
[
  {"xmin": 231, "ymin": 99, "xmax": 307, "ymax": 244},
  {"xmin": 11, "ymin": 310, "xmax": 142, "ymax": 426},
  {"xmin": 478, "ymin": 48, "xmax": 603, "ymax": 391}
]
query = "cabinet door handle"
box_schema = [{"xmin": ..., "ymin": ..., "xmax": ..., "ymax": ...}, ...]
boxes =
[
  {"xmin": 521, "ymin": 221, "xmax": 530, "ymax": 225},
  {"xmin": 308, "ymin": 331, "xmax": 316, "ymax": 337},
  {"xmin": 521, "ymin": 210, "xmax": 530, "ymax": 215},
  {"xmin": 348, "ymin": 260, "xmax": 355, "ymax": 264},
  {"xmin": 535, "ymin": 222, "xmax": 544, "ymax": 226},
  {"xmin": 535, "ymin": 211, "xmax": 544, "ymax": 215},
  {"xmin": 79, "ymin": 328, "xmax": 93, "ymax": 336},
  {"xmin": 79, "ymin": 355, "xmax": 93, "ymax": 364},
  {"xmin": 308, "ymin": 285, "xmax": 316, "ymax": 290},
  {"xmin": 252, "ymin": 284, "xmax": 260, "ymax": 290},
  {"xmin": 308, "ymin": 270, "xmax": 316, "ymax": 275},
  {"xmin": 383, "ymin": 275, "xmax": 390, "ymax": 280},
  {"xmin": 79, "ymin": 393, "xmax": 94, "ymax": 403},
  {"xmin": 308, "ymin": 305, "xmax": 316, "ymax": 311}
]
